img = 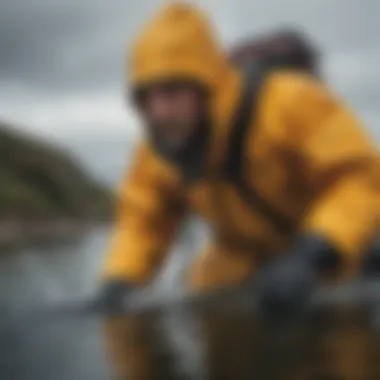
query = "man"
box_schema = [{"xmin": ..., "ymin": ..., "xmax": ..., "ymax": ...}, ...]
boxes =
[{"xmin": 101, "ymin": 2, "xmax": 379, "ymax": 315}]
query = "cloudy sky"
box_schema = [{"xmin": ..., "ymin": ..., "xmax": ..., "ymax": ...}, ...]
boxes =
[{"xmin": 0, "ymin": 0, "xmax": 379, "ymax": 183}]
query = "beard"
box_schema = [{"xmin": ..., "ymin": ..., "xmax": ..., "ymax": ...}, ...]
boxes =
[
  {"xmin": 147, "ymin": 112, "xmax": 211, "ymax": 182},
  {"xmin": 148, "ymin": 118, "xmax": 197, "ymax": 153}
]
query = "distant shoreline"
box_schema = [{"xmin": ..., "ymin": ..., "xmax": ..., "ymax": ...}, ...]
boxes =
[
  {"xmin": 0, "ymin": 124, "xmax": 115, "ymax": 236},
  {"xmin": 0, "ymin": 219, "xmax": 112, "ymax": 251}
]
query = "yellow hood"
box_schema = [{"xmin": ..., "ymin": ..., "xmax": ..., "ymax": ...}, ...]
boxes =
[
  {"xmin": 129, "ymin": 2, "xmax": 242, "ymax": 168},
  {"xmin": 131, "ymin": 3, "xmax": 230, "ymax": 89}
]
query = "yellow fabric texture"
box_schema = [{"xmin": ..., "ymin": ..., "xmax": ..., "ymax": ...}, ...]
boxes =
[
  {"xmin": 104, "ymin": 2, "xmax": 380, "ymax": 284},
  {"xmin": 104, "ymin": 144, "xmax": 185, "ymax": 283}
]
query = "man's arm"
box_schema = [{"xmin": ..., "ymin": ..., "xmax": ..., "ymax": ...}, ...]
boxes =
[
  {"xmin": 253, "ymin": 73, "xmax": 380, "ymax": 315},
  {"xmin": 278, "ymin": 73, "xmax": 380, "ymax": 259},
  {"xmin": 103, "ymin": 143, "xmax": 185, "ymax": 284}
]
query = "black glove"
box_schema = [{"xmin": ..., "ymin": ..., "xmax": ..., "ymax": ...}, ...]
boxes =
[
  {"xmin": 94, "ymin": 280, "xmax": 136, "ymax": 316},
  {"xmin": 362, "ymin": 239, "xmax": 380, "ymax": 277},
  {"xmin": 256, "ymin": 234, "xmax": 340, "ymax": 318}
]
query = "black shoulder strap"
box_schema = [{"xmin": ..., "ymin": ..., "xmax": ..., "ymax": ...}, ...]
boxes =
[
  {"xmin": 224, "ymin": 60, "xmax": 295, "ymax": 235},
  {"xmin": 225, "ymin": 60, "xmax": 268, "ymax": 180}
]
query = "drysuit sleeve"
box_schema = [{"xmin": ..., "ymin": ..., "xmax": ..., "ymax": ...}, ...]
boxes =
[
  {"xmin": 283, "ymin": 74, "xmax": 380, "ymax": 259},
  {"xmin": 103, "ymin": 144, "xmax": 185, "ymax": 284}
]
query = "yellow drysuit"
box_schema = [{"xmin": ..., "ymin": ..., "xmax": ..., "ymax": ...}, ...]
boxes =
[
  {"xmin": 104, "ymin": 3, "xmax": 379, "ymax": 287},
  {"xmin": 103, "ymin": 3, "xmax": 380, "ymax": 380}
]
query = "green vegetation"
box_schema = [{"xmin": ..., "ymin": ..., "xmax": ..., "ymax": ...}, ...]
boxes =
[{"xmin": 0, "ymin": 122, "xmax": 114, "ymax": 220}]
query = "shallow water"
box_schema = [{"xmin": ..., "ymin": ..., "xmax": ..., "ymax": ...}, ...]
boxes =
[
  {"xmin": 0, "ymin": 226, "xmax": 378, "ymax": 380},
  {"xmin": 0, "ymin": 227, "xmax": 113, "ymax": 380}
]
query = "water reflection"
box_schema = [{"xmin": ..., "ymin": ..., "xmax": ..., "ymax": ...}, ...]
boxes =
[
  {"xmin": 0, "ymin": 227, "xmax": 378, "ymax": 380},
  {"xmin": 104, "ymin": 307, "xmax": 380, "ymax": 380},
  {"xmin": 0, "ymin": 227, "xmax": 112, "ymax": 380}
]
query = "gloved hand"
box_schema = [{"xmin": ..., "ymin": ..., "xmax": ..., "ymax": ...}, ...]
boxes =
[
  {"xmin": 362, "ymin": 239, "xmax": 380, "ymax": 277},
  {"xmin": 93, "ymin": 280, "xmax": 136, "ymax": 316},
  {"xmin": 256, "ymin": 234, "xmax": 340, "ymax": 318},
  {"xmin": 256, "ymin": 255, "xmax": 315, "ymax": 318}
]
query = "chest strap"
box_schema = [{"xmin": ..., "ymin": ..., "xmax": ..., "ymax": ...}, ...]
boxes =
[{"xmin": 224, "ymin": 60, "xmax": 295, "ymax": 235}]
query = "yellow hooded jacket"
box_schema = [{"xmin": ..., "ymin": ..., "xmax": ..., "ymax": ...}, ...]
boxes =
[{"xmin": 104, "ymin": 3, "xmax": 380, "ymax": 284}]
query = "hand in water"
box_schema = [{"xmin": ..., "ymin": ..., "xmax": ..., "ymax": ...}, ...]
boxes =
[
  {"xmin": 93, "ymin": 280, "xmax": 136, "ymax": 316},
  {"xmin": 256, "ymin": 255, "xmax": 316, "ymax": 318}
]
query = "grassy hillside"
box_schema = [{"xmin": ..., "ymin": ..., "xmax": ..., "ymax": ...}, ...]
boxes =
[{"xmin": 0, "ymin": 122, "xmax": 113, "ymax": 220}]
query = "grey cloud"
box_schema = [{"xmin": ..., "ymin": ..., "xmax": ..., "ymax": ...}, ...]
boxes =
[
  {"xmin": 1, "ymin": 0, "xmax": 379, "ymax": 95},
  {"xmin": 0, "ymin": 0, "xmax": 159, "ymax": 93},
  {"xmin": 192, "ymin": 0, "xmax": 378, "ymax": 53}
]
